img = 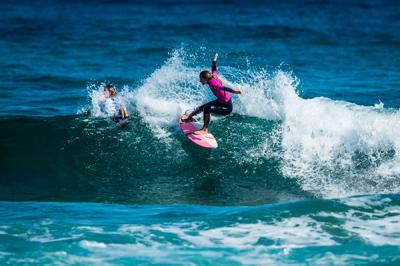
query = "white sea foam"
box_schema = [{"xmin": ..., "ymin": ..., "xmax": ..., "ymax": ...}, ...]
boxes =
[
  {"xmin": 335, "ymin": 197, "xmax": 400, "ymax": 246},
  {"xmin": 75, "ymin": 226, "xmax": 104, "ymax": 233},
  {"xmin": 79, "ymin": 240, "xmax": 107, "ymax": 249},
  {"xmin": 118, "ymin": 217, "xmax": 337, "ymax": 250},
  {"xmin": 131, "ymin": 49, "xmax": 210, "ymax": 138},
  {"xmin": 278, "ymin": 89, "xmax": 400, "ymax": 197},
  {"xmin": 91, "ymin": 199, "xmax": 397, "ymax": 263}
]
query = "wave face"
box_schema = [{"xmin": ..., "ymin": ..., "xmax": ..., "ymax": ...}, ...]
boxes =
[
  {"xmin": 1, "ymin": 50, "xmax": 400, "ymax": 205},
  {"xmin": 0, "ymin": 195, "xmax": 399, "ymax": 265}
]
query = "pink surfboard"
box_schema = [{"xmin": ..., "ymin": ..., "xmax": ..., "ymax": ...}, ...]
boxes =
[{"xmin": 179, "ymin": 119, "xmax": 218, "ymax": 148}]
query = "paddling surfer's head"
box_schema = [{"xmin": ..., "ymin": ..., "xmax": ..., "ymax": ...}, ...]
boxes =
[{"xmin": 103, "ymin": 84, "xmax": 117, "ymax": 97}]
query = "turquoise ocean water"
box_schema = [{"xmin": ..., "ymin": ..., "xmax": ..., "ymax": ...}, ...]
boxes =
[{"xmin": 1, "ymin": 0, "xmax": 400, "ymax": 264}]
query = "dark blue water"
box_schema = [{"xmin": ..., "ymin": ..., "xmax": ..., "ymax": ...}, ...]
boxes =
[{"xmin": 1, "ymin": 0, "xmax": 400, "ymax": 264}]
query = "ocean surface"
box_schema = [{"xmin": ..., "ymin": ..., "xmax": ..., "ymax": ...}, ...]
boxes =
[{"xmin": 1, "ymin": 0, "xmax": 400, "ymax": 264}]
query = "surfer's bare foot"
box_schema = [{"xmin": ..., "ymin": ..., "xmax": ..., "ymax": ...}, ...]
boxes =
[{"xmin": 194, "ymin": 128, "xmax": 208, "ymax": 135}]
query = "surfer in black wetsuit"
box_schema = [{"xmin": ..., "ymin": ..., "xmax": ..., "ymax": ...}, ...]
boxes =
[{"xmin": 181, "ymin": 53, "xmax": 241, "ymax": 135}]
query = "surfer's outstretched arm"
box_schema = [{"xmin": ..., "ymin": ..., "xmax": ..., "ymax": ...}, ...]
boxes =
[
  {"xmin": 212, "ymin": 53, "xmax": 218, "ymax": 74},
  {"xmin": 220, "ymin": 86, "xmax": 242, "ymax": 94}
]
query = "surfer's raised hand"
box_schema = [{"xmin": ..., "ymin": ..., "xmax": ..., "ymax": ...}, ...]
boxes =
[{"xmin": 213, "ymin": 53, "xmax": 218, "ymax": 62}]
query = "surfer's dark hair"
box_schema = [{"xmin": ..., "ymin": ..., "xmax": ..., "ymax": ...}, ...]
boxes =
[
  {"xmin": 104, "ymin": 84, "xmax": 115, "ymax": 89},
  {"xmin": 104, "ymin": 84, "xmax": 116, "ymax": 96},
  {"xmin": 200, "ymin": 70, "xmax": 211, "ymax": 80},
  {"xmin": 199, "ymin": 70, "xmax": 223, "ymax": 85}
]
